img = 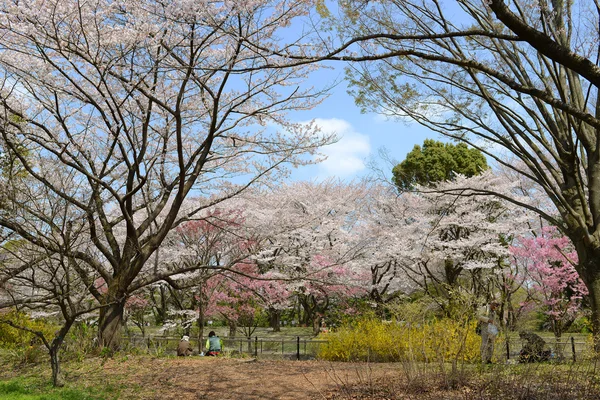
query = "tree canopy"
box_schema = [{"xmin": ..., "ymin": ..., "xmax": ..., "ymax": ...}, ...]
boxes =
[{"xmin": 392, "ymin": 139, "xmax": 488, "ymax": 190}]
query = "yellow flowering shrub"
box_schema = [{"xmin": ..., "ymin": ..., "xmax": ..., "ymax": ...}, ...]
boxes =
[
  {"xmin": 0, "ymin": 310, "xmax": 55, "ymax": 349},
  {"xmin": 318, "ymin": 317, "xmax": 480, "ymax": 363}
]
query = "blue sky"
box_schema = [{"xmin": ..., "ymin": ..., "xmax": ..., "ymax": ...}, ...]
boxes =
[{"xmin": 287, "ymin": 65, "xmax": 439, "ymax": 182}]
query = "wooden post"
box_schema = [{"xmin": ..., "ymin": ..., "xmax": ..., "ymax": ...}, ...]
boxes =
[
  {"xmin": 506, "ymin": 339, "xmax": 510, "ymax": 360},
  {"xmin": 571, "ymin": 336, "xmax": 576, "ymax": 362},
  {"xmin": 255, "ymin": 336, "xmax": 258, "ymax": 357},
  {"xmin": 296, "ymin": 336, "xmax": 300, "ymax": 360}
]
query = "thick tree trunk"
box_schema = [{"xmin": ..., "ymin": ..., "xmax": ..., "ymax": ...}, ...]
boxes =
[
  {"xmin": 229, "ymin": 321, "xmax": 237, "ymax": 339},
  {"xmin": 587, "ymin": 273, "xmax": 600, "ymax": 353},
  {"xmin": 573, "ymin": 243, "xmax": 600, "ymax": 353},
  {"xmin": 312, "ymin": 315, "xmax": 322, "ymax": 336},
  {"xmin": 299, "ymin": 296, "xmax": 314, "ymax": 326},
  {"xmin": 269, "ymin": 308, "xmax": 281, "ymax": 332},
  {"xmin": 98, "ymin": 301, "xmax": 125, "ymax": 350}
]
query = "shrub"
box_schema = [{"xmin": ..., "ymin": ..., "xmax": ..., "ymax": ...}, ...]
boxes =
[
  {"xmin": 318, "ymin": 317, "xmax": 480, "ymax": 363},
  {"xmin": 569, "ymin": 316, "xmax": 592, "ymax": 334},
  {"xmin": 0, "ymin": 311, "xmax": 56, "ymax": 350},
  {"xmin": 0, "ymin": 311, "xmax": 57, "ymax": 364},
  {"xmin": 62, "ymin": 322, "xmax": 98, "ymax": 361}
]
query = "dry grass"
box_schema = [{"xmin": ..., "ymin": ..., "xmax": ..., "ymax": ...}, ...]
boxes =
[{"xmin": 2, "ymin": 355, "xmax": 599, "ymax": 399}]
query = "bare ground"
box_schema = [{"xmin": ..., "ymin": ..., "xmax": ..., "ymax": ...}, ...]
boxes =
[
  {"xmin": 66, "ymin": 357, "xmax": 400, "ymax": 399},
  {"xmin": 5, "ymin": 356, "xmax": 600, "ymax": 399}
]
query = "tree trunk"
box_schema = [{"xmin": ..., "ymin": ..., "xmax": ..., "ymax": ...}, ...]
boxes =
[
  {"xmin": 151, "ymin": 285, "xmax": 168, "ymax": 325},
  {"xmin": 587, "ymin": 273, "xmax": 600, "ymax": 353},
  {"xmin": 49, "ymin": 346, "xmax": 63, "ymax": 387},
  {"xmin": 48, "ymin": 324, "xmax": 71, "ymax": 388},
  {"xmin": 553, "ymin": 332, "xmax": 564, "ymax": 360},
  {"xmin": 299, "ymin": 296, "xmax": 314, "ymax": 326},
  {"xmin": 197, "ymin": 313, "xmax": 204, "ymax": 353},
  {"xmin": 312, "ymin": 315, "xmax": 322, "ymax": 336},
  {"xmin": 575, "ymin": 247, "xmax": 600, "ymax": 353},
  {"xmin": 98, "ymin": 301, "xmax": 125, "ymax": 350},
  {"xmin": 229, "ymin": 321, "xmax": 237, "ymax": 339},
  {"xmin": 269, "ymin": 308, "xmax": 281, "ymax": 332}
]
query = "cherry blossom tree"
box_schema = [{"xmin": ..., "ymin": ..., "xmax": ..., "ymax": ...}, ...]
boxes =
[
  {"xmin": 0, "ymin": 173, "xmax": 104, "ymax": 386},
  {"xmin": 124, "ymin": 294, "xmax": 151, "ymax": 337},
  {"xmin": 244, "ymin": 180, "xmax": 370, "ymax": 272},
  {"xmin": 240, "ymin": 181, "xmax": 371, "ymax": 333},
  {"xmin": 511, "ymin": 226, "xmax": 588, "ymax": 353},
  {"xmin": 294, "ymin": 261, "xmax": 366, "ymax": 335},
  {"xmin": 360, "ymin": 171, "xmax": 532, "ymax": 316},
  {"xmin": 205, "ymin": 263, "xmax": 265, "ymax": 339},
  {"xmin": 0, "ymin": 0, "xmax": 331, "ymax": 349},
  {"xmin": 153, "ymin": 206, "xmax": 250, "ymax": 344}
]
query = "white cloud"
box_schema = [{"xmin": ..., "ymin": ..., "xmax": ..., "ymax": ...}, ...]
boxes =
[{"xmin": 312, "ymin": 118, "xmax": 371, "ymax": 179}]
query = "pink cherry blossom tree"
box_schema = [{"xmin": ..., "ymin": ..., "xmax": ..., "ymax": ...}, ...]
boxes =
[
  {"xmin": 146, "ymin": 205, "xmax": 251, "ymax": 345},
  {"xmin": 124, "ymin": 294, "xmax": 151, "ymax": 337},
  {"xmin": 205, "ymin": 263, "xmax": 265, "ymax": 340},
  {"xmin": 510, "ymin": 226, "xmax": 588, "ymax": 353}
]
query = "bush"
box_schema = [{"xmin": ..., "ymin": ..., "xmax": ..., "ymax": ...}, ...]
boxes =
[
  {"xmin": 318, "ymin": 317, "xmax": 480, "ymax": 363},
  {"xmin": 0, "ymin": 311, "xmax": 55, "ymax": 349},
  {"xmin": 62, "ymin": 322, "xmax": 98, "ymax": 361},
  {"xmin": 0, "ymin": 311, "xmax": 56, "ymax": 364},
  {"xmin": 569, "ymin": 316, "xmax": 592, "ymax": 334}
]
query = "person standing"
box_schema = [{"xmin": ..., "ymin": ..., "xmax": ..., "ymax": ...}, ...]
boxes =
[
  {"xmin": 478, "ymin": 302, "xmax": 500, "ymax": 364},
  {"xmin": 205, "ymin": 331, "xmax": 223, "ymax": 356}
]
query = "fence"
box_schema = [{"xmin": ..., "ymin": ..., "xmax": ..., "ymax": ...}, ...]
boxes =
[
  {"xmin": 501, "ymin": 335, "xmax": 591, "ymax": 362},
  {"xmin": 128, "ymin": 333, "xmax": 593, "ymax": 362},
  {"xmin": 128, "ymin": 334, "xmax": 328, "ymax": 359}
]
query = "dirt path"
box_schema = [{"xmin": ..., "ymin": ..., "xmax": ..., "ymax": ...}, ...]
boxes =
[{"xmin": 77, "ymin": 357, "xmax": 398, "ymax": 399}]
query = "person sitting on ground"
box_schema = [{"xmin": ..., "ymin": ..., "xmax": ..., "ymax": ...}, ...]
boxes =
[
  {"xmin": 205, "ymin": 331, "xmax": 223, "ymax": 356},
  {"xmin": 519, "ymin": 331, "xmax": 551, "ymax": 363},
  {"xmin": 177, "ymin": 335, "xmax": 193, "ymax": 357}
]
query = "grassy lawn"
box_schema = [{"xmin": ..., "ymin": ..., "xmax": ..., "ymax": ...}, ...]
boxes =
[
  {"xmin": 0, "ymin": 357, "xmax": 150, "ymax": 400},
  {"xmin": 0, "ymin": 376, "xmax": 119, "ymax": 400}
]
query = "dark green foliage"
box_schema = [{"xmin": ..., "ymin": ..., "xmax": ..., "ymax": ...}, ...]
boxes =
[{"xmin": 392, "ymin": 139, "xmax": 488, "ymax": 191}]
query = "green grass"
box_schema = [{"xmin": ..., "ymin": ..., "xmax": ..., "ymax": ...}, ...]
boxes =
[{"xmin": 0, "ymin": 376, "xmax": 120, "ymax": 400}]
